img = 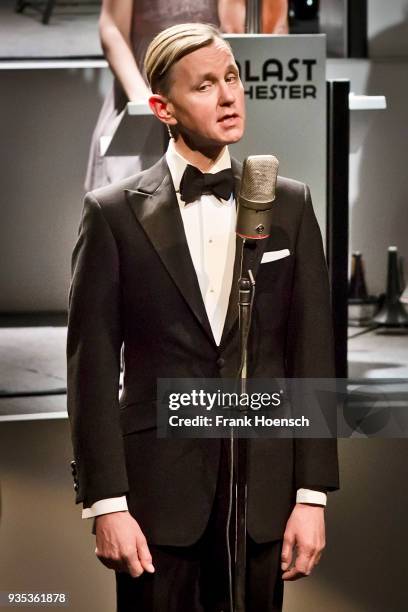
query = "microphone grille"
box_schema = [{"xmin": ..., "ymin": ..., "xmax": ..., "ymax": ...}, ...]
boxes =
[{"xmin": 240, "ymin": 155, "xmax": 279, "ymax": 203}]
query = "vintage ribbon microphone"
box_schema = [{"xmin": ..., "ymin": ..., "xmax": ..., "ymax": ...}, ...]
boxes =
[{"xmin": 232, "ymin": 154, "xmax": 279, "ymax": 612}]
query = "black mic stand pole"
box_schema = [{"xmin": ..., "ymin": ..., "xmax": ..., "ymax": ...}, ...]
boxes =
[{"xmin": 234, "ymin": 240, "xmax": 256, "ymax": 612}]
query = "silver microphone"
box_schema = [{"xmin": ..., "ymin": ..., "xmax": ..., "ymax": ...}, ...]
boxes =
[{"xmin": 236, "ymin": 155, "xmax": 279, "ymax": 240}]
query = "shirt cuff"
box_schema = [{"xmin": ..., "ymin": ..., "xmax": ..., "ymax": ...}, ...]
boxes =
[
  {"xmin": 296, "ymin": 488, "xmax": 327, "ymax": 506},
  {"xmin": 82, "ymin": 496, "xmax": 128, "ymax": 519}
]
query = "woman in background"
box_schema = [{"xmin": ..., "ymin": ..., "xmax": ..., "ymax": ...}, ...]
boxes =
[{"xmin": 85, "ymin": 0, "xmax": 288, "ymax": 190}]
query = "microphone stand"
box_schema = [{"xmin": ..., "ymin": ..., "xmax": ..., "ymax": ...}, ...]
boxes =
[
  {"xmin": 245, "ymin": 0, "xmax": 261, "ymax": 33},
  {"xmin": 234, "ymin": 240, "xmax": 256, "ymax": 612}
]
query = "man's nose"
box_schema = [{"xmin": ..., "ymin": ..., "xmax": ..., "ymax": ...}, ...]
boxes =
[{"xmin": 219, "ymin": 81, "xmax": 235, "ymax": 105}]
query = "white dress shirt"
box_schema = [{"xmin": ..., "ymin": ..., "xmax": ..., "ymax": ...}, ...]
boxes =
[{"xmin": 82, "ymin": 140, "xmax": 326, "ymax": 519}]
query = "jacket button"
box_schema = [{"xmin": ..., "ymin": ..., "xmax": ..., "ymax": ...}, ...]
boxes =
[
  {"xmin": 216, "ymin": 357, "xmax": 225, "ymax": 368},
  {"xmin": 73, "ymin": 483, "xmax": 79, "ymax": 492}
]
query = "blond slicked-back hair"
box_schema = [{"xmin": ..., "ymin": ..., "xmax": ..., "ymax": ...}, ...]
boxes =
[{"xmin": 144, "ymin": 23, "xmax": 231, "ymax": 95}]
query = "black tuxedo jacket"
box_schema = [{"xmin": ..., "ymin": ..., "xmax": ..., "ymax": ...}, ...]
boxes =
[{"xmin": 67, "ymin": 156, "xmax": 339, "ymax": 546}]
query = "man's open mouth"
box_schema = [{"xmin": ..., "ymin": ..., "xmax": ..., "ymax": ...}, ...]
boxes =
[{"xmin": 218, "ymin": 113, "xmax": 239, "ymax": 123}]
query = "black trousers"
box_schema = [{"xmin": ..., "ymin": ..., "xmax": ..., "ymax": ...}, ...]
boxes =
[{"xmin": 116, "ymin": 440, "xmax": 284, "ymax": 611}]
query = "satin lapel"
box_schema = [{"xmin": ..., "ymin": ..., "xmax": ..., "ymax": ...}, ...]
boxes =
[
  {"xmin": 220, "ymin": 234, "xmax": 243, "ymax": 346},
  {"xmin": 220, "ymin": 158, "xmax": 242, "ymax": 345},
  {"xmin": 220, "ymin": 158, "xmax": 270, "ymax": 346},
  {"xmin": 125, "ymin": 161, "xmax": 214, "ymax": 343}
]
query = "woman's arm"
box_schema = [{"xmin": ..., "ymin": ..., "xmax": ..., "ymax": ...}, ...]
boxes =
[
  {"xmin": 218, "ymin": 0, "xmax": 246, "ymax": 33},
  {"xmin": 262, "ymin": 0, "xmax": 289, "ymax": 34},
  {"xmin": 99, "ymin": 0, "xmax": 150, "ymax": 102}
]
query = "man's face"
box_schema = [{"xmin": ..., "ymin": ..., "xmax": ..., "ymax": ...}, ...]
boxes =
[{"xmin": 165, "ymin": 40, "xmax": 245, "ymax": 149}]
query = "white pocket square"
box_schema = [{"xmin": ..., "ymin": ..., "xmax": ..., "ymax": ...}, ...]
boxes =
[{"xmin": 261, "ymin": 249, "xmax": 291, "ymax": 263}]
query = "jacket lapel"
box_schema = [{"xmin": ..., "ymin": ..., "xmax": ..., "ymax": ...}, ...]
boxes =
[{"xmin": 125, "ymin": 157, "xmax": 214, "ymax": 342}]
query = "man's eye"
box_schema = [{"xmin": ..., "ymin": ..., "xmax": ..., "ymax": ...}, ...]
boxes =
[
  {"xmin": 226, "ymin": 74, "xmax": 238, "ymax": 83},
  {"xmin": 198, "ymin": 82, "xmax": 211, "ymax": 91}
]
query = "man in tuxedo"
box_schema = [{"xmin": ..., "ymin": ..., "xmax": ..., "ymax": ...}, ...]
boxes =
[{"xmin": 67, "ymin": 23, "xmax": 339, "ymax": 611}]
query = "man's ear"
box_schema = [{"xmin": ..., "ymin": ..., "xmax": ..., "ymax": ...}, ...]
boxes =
[{"xmin": 149, "ymin": 94, "xmax": 177, "ymax": 127}]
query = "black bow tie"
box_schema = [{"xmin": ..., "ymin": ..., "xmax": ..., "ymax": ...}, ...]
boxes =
[{"xmin": 179, "ymin": 164, "xmax": 234, "ymax": 204}]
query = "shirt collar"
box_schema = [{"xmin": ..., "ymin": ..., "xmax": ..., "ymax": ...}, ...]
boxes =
[{"xmin": 165, "ymin": 138, "xmax": 232, "ymax": 194}]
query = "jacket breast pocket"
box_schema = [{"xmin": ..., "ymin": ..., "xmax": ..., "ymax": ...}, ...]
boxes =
[{"xmin": 257, "ymin": 251, "xmax": 293, "ymax": 291}]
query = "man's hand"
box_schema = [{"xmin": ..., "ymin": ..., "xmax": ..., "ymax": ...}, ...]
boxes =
[
  {"xmin": 95, "ymin": 511, "xmax": 155, "ymax": 578},
  {"xmin": 281, "ymin": 503, "xmax": 325, "ymax": 581}
]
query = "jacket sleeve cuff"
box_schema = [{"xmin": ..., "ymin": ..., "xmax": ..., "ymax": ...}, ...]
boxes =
[
  {"xmin": 82, "ymin": 496, "xmax": 128, "ymax": 519},
  {"xmin": 296, "ymin": 488, "xmax": 327, "ymax": 506}
]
